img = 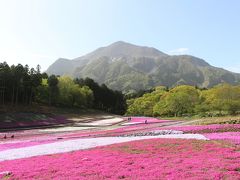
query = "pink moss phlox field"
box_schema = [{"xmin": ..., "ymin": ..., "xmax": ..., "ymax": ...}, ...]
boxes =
[
  {"xmin": 204, "ymin": 132, "xmax": 240, "ymax": 145},
  {"xmin": 0, "ymin": 139, "xmax": 59, "ymax": 152},
  {"xmin": 0, "ymin": 141, "xmax": 42, "ymax": 151},
  {"xmin": 0, "ymin": 139, "xmax": 240, "ymax": 180},
  {"xmin": 1, "ymin": 121, "xmax": 239, "ymax": 151},
  {"xmin": 160, "ymin": 124, "xmax": 240, "ymax": 133},
  {"xmin": 0, "ymin": 123, "xmax": 164, "ymax": 151}
]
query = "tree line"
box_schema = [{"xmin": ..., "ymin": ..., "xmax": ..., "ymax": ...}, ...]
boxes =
[
  {"xmin": 0, "ymin": 62, "xmax": 126, "ymax": 114},
  {"xmin": 126, "ymin": 84, "xmax": 240, "ymax": 117}
]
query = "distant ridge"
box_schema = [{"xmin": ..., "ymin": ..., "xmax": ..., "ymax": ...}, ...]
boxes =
[{"xmin": 46, "ymin": 41, "xmax": 240, "ymax": 92}]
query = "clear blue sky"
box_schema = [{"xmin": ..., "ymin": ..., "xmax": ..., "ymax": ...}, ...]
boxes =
[{"xmin": 0, "ymin": 0, "xmax": 240, "ymax": 72}]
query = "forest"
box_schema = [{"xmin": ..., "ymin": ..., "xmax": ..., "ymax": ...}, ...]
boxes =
[
  {"xmin": 0, "ymin": 62, "xmax": 126, "ymax": 114},
  {"xmin": 126, "ymin": 84, "xmax": 240, "ymax": 117},
  {"xmin": 1, "ymin": 61, "xmax": 240, "ymax": 117}
]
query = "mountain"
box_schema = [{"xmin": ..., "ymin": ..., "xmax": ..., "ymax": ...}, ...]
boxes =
[{"xmin": 46, "ymin": 41, "xmax": 240, "ymax": 92}]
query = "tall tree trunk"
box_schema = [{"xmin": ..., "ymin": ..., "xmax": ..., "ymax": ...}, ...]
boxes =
[
  {"xmin": 2, "ymin": 89, "xmax": 5, "ymax": 105},
  {"xmin": 24, "ymin": 88, "xmax": 27, "ymax": 104},
  {"xmin": 29, "ymin": 87, "xmax": 33, "ymax": 105},
  {"xmin": 49, "ymin": 89, "xmax": 52, "ymax": 106},
  {"xmin": 15, "ymin": 87, "xmax": 19, "ymax": 106},
  {"xmin": 11, "ymin": 86, "xmax": 15, "ymax": 106},
  {"xmin": 2, "ymin": 81, "xmax": 5, "ymax": 105}
]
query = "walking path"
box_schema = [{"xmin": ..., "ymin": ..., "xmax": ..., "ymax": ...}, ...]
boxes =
[{"xmin": 0, "ymin": 134, "xmax": 208, "ymax": 162}]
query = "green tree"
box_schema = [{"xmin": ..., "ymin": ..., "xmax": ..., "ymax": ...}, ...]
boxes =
[
  {"xmin": 47, "ymin": 75, "xmax": 59, "ymax": 105},
  {"xmin": 201, "ymin": 84, "xmax": 240, "ymax": 115},
  {"xmin": 153, "ymin": 85, "xmax": 200, "ymax": 117},
  {"xmin": 58, "ymin": 76, "xmax": 93, "ymax": 108},
  {"xmin": 126, "ymin": 86, "xmax": 166, "ymax": 116},
  {"xmin": 35, "ymin": 79, "xmax": 49, "ymax": 104}
]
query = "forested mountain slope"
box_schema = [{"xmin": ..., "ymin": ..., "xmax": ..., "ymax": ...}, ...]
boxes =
[{"xmin": 46, "ymin": 41, "xmax": 240, "ymax": 92}]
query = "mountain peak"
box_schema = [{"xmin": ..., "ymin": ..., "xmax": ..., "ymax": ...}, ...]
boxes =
[
  {"xmin": 109, "ymin": 41, "xmax": 139, "ymax": 48},
  {"xmin": 108, "ymin": 41, "xmax": 160, "ymax": 51},
  {"xmin": 79, "ymin": 41, "xmax": 167, "ymax": 60},
  {"xmin": 111, "ymin": 41, "xmax": 130, "ymax": 45}
]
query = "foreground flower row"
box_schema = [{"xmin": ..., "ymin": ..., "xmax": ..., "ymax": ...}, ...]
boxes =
[{"xmin": 0, "ymin": 138, "xmax": 239, "ymax": 180}]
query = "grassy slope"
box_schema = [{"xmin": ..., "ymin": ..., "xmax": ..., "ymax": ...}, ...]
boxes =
[{"xmin": 0, "ymin": 105, "xmax": 112, "ymax": 130}]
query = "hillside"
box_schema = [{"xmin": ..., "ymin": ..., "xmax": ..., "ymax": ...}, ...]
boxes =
[{"xmin": 46, "ymin": 41, "xmax": 240, "ymax": 92}]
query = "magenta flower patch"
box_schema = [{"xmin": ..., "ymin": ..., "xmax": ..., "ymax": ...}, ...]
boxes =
[{"xmin": 204, "ymin": 132, "xmax": 240, "ymax": 145}]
